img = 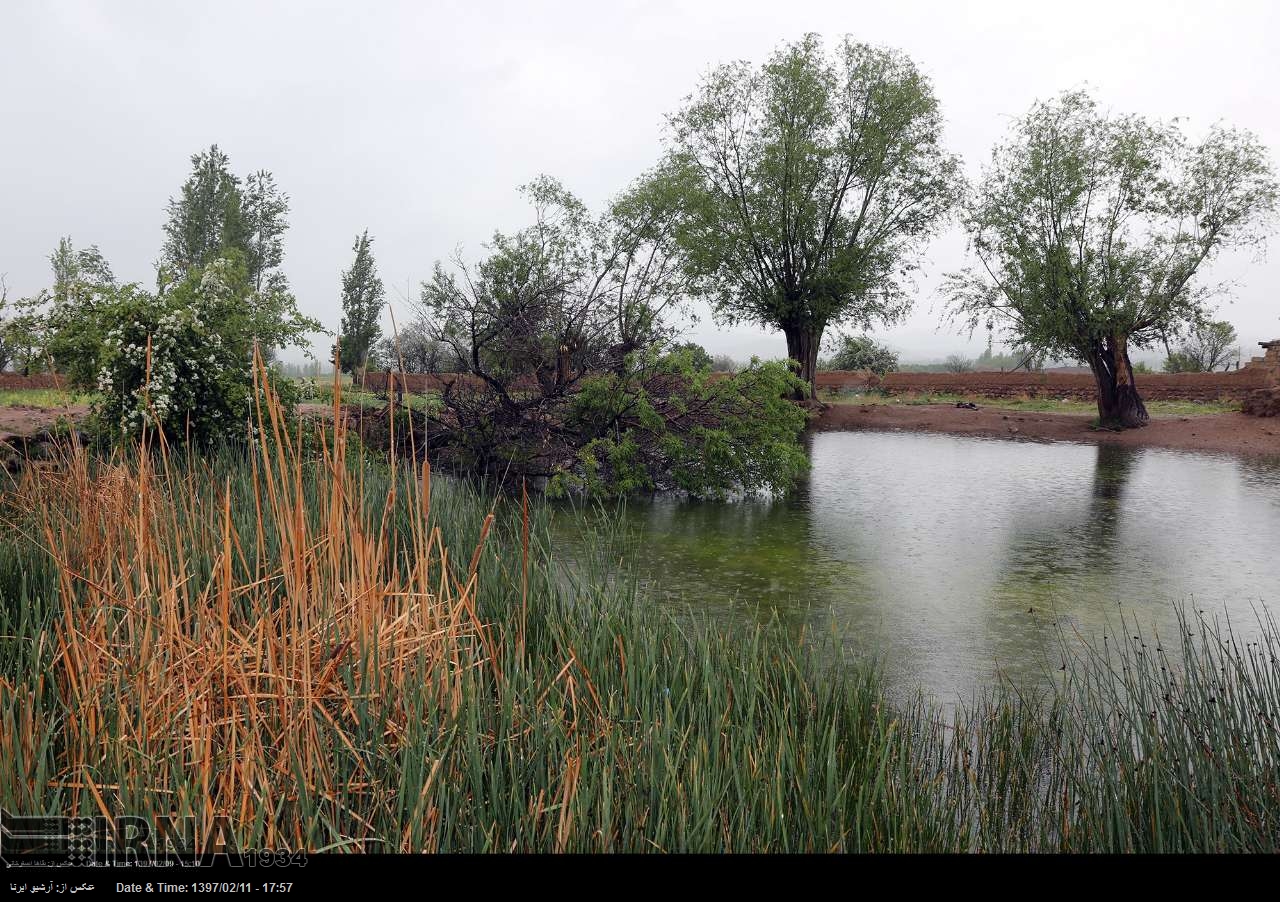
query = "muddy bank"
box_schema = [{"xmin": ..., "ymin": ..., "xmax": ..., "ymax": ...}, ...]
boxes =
[
  {"xmin": 814, "ymin": 402, "xmax": 1280, "ymax": 457},
  {"xmin": 0, "ymin": 403, "xmax": 90, "ymax": 445}
]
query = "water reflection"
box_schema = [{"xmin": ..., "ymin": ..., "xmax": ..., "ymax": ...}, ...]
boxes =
[{"xmin": 549, "ymin": 432, "xmax": 1280, "ymax": 703}]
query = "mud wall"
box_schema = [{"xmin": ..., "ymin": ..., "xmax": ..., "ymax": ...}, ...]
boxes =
[
  {"xmin": 816, "ymin": 368, "xmax": 1269, "ymax": 401},
  {"xmin": 1249, "ymin": 340, "xmax": 1280, "ymax": 384},
  {"xmin": 0, "ymin": 373, "xmax": 66, "ymax": 390},
  {"xmin": 1241, "ymin": 340, "xmax": 1280, "ymax": 416},
  {"xmin": 364, "ymin": 350, "xmax": 1280, "ymax": 403}
]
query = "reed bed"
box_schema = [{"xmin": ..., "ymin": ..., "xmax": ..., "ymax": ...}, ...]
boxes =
[{"xmin": 1, "ymin": 375, "xmax": 1278, "ymax": 852}]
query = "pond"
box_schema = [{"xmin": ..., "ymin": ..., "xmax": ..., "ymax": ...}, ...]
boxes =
[{"xmin": 550, "ymin": 430, "xmax": 1280, "ymax": 703}]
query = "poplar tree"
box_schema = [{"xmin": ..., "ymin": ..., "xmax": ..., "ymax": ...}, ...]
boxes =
[
  {"xmin": 338, "ymin": 230, "xmax": 385, "ymax": 374},
  {"xmin": 161, "ymin": 144, "xmax": 246, "ymax": 278}
]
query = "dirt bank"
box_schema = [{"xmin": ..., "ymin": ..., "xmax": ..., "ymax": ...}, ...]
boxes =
[
  {"xmin": 814, "ymin": 402, "xmax": 1280, "ymax": 457},
  {"xmin": 0, "ymin": 403, "xmax": 90, "ymax": 444}
]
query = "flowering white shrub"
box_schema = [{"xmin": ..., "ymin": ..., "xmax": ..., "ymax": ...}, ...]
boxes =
[{"xmin": 58, "ymin": 252, "xmax": 316, "ymax": 444}]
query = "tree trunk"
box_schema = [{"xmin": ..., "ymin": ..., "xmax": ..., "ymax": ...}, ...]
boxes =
[
  {"xmin": 783, "ymin": 324, "xmax": 822, "ymax": 400},
  {"xmin": 1089, "ymin": 334, "xmax": 1149, "ymax": 429}
]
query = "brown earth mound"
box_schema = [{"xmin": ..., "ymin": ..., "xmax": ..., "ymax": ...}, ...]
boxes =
[
  {"xmin": 1243, "ymin": 387, "xmax": 1280, "ymax": 417},
  {"xmin": 0, "ymin": 403, "xmax": 89, "ymax": 444}
]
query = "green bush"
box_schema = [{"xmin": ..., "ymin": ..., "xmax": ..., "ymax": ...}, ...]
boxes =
[
  {"xmin": 824, "ymin": 333, "xmax": 899, "ymax": 375},
  {"xmin": 52, "ymin": 253, "xmax": 315, "ymax": 443},
  {"xmin": 552, "ymin": 356, "xmax": 810, "ymax": 499}
]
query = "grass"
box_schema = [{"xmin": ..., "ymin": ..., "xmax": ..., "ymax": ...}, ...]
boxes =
[
  {"xmin": 0, "ymin": 371, "xmax": 1277, "ymax": 852},
  {"xmin": 0, "ymin": 388, "xmax": 93, "ymax": 408},
  {"xmin": 298, "ymin": 379, "xmax": 440, "ymax": 412},
  {"xmin": 820, "ymin": 389, "xmax": 1242, "ymax": 417}
]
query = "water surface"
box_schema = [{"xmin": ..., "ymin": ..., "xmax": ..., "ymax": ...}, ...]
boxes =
[{"xmin": 551, "ymin": 431, "xmax": 1280, "ymax": 702}]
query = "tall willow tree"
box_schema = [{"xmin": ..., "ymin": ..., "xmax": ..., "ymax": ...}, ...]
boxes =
[
  {"xmin": 664, "ymin": 34, "xmax": 962, "ymax": 397},
  {"xmin": 945, "ymin": 90, "xmax": 1277, "ymax": 428}
]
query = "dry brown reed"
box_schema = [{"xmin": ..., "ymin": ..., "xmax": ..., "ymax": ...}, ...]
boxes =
[{"xmin": 12, "ymin": 355, "xmax": 491, "ymax": 849}]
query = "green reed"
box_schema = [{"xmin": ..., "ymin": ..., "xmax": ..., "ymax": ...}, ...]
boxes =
[{"xmin": 1, "ymin": 427, "xmax": 1277, "ymax": 852}]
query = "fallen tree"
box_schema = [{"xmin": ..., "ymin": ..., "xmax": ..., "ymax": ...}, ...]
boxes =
[{"xmin": 389, "ymin": 176, "xmax": 810, "ymax": 498}]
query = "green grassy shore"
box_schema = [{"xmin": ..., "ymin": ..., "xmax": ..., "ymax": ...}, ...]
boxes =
[{"xmin": 820, "ymin": 389, "xmax": 1241, "ymax": 417}]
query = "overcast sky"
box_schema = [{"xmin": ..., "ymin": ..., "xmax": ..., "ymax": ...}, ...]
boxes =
[{"xmin": 2, "ymin": 0, "xmax": 1277, "ymax": 365}]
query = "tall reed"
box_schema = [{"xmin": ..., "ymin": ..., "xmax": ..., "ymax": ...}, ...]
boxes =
[{"xmin": 1, "ymin": 364, "xmax": 1278, "ymax": 852}]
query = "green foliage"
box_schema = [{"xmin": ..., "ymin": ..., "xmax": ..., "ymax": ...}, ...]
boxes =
[
  {"xmin": 1163, "ymin": 319, "xmax": 1240, "ymax": 372},
  {"xmin": 824, "ymin": 333, "xmax": 899, "ymax": 374},
  {"xmin": 665, "ymin": 360, "xmax": 811, "ymax": 497},
  {"xmin": 241, "ymin": 170, "xmax": 290, "ymax": 293},
  {"xmin": 555, "ymin": 357, "xmax": 810, "ymax": 499},
  {"xmin": 51, "ymin": 237, "xmax": 115, "ymax": 307},
  {"xmin": 669, "ymin": 341, "xmax": 713, "ymax": 373},
  {"xmin": 58, "ymin": 253, "xmax": 315, "ymax": 443},
  {"xmin": 44, "ymin": 238, "xmax": 120, "ymax": 386},
  {"xmin": 161, "ymin": 145, "xmax": 248, "ymax": 279},
  {"xmin": 663, "ymin": 34, "xmax": 962, "ymax": 389},
  {"xmin": 412, "ymin": 177, "xmax": 809, "ymax": 498},
  {"xmin": 0, "ymin": 283, "xmax": 50, "ymax": 376},
  {"xmin": 160, "ymin": 146, "xmax": 293, "ymax": 300},
  {"xmin": 338, "ymin": 231, "xmax": 385, "ymax": 373},
  {"xmin": 946, "ymin": 89, "xmax": 1277, "ymax": 424}
]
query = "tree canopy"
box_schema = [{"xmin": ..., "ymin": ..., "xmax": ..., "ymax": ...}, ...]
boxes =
[
  {"xmin": 420, "ymin": 175, "xmax": 689, "ymax": 390},
  {"xmin": 161, "ymin": 145, "xmax": 247, "ymax": 279},
  {"xmin": 161, "ymin": 146, "xmax": 292, "ymax": 297},
  {"xmin": 662, "ymin": 34, "xmax": 962, "ymax": 396},
  {"xmin": 945, "ymin": 90, "xmax": 1277, "ymax": 427},
  {"xmin": 670, "ymin": 341, "xmax": 714, "ymax": 373},
  {"xmin": 1163, "ymin": 319, "xmax": 1241, "ymax": 373},
  {"xmin": 823, "ymin": 332, "xmax": 898, "ymax": 374},
  {"xmin": 338, "ymin": 230, "xmax": 385, "ymax": 374},
  {"xmin": 241, "ymin": 170, "xmax": 290, "ymax": 294},
  {"xmin": 410, "ymin": 176, "xmax": 809, "ymax": 497}
]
